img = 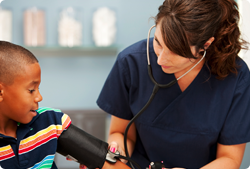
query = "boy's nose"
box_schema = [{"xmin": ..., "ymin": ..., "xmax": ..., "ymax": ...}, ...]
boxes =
[{"xmin": 35, "ymin": 91, "xmax": 43, "ymax": 102}]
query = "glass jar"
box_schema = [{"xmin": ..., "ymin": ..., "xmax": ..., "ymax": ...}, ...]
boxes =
[
  {"xmin": 58, "ymin": 7, "xmax": 82, "ymax": 47},
  {"xmin": 23, "ymin": 7, "xmax": 46, "ymax": 46},
  {"xmin": 0, "ymin": 7, "xmax": 12, "ymax": 42},
  {"xmin": 92, "ymin": 7, "xmax": 116, "ymax": 47}
]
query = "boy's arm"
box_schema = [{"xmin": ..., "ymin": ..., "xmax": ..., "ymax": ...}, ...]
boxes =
[
  {"xmin": 79, "ymin": 160, "xmax": 131, "ymax": 169},
  {"xmin": 57, "ymin": 124, "xmax": 109, "ymax": 169},
  {"xmin": 102, "ymin": 161, "xmax": 131, "ymax": 169}
]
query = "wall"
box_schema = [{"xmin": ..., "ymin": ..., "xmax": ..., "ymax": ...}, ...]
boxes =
[
  {"xmin": 0, "ymin": 0, "xmax": 161, "ymax": 109},
  {"xmin": 239, "ymin": 0, "xmax": 250, "ymax": 65},
  {"xmin": 238, "ymin": 1, "xmax": 250, "ymax": 168}
]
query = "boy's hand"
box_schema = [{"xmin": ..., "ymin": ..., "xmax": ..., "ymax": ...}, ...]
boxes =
[
  {"xmin": 163, "ymin": 168, "xmax": 185, "ymax": 169},
  {"xmin": 65, "ymin": 158, "xmax": 89, "ymax": 169},
  {"xmin": 79, "ymin": 164, "xmax": 89, "ymax": 169}
]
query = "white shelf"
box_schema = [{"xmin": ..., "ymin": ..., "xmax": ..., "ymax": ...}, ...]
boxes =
[{"xmin": 25, "ymin": 46, "xmax": 118, "ymax": 57}]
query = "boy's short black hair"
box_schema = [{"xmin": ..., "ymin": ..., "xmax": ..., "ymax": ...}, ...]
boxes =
[{"xmin": 0, "ymin": 41, "xmax": 38, "ymax": 85}]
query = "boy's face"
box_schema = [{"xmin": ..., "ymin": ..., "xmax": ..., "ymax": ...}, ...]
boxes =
[{"xmin": 0, "ymin": 62, "xmax": 43, "ymax": 124}]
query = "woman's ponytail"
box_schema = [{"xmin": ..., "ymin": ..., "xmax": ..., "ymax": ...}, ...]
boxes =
[
  {"xmin": 209, "ymin": 0, "xmax": 248, "ymax": 78},
  {"xmin": 156, "ymin": 0, "xmax": 249, "ymax": 79}
]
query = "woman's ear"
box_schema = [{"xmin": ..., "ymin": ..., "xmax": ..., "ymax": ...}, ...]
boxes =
[{"xmin": 204, "ymin": 37, "xmax": 215, "ymax": 50}]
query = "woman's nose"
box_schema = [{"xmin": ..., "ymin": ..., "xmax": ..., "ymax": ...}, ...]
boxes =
[{"xmin": 157, "ymin": 51, "xmax": 167, "ymax": 65}]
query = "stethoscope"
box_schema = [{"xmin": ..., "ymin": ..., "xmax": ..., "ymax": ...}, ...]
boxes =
[{"xmin": 123, "ymin": 25, "xmax": 206, "ymax": 169}]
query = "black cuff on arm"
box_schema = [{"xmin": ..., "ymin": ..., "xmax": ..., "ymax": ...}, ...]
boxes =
[{"xmin": 57, "ymin": 124, "xmax": 109, "ymax": 169}]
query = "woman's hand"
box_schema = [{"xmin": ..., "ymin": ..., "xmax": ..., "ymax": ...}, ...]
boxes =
[
  {"xmin": 200, "ymin": 143, "xmax": 246, "ymax": 169},
  {"xmin": 77, "ymin": 141, "xmax": 128, "ymax": 169},
  {"xmin": 79, "ymin": 158, "xmax": 132, "ymax": 169},
  {"xmin": 108, "ymin": 116, "xmax": 137, "ymax": 164},
  {"xmin": 109, "ymin": 141, "xmax": 128, "ymax": 164}
]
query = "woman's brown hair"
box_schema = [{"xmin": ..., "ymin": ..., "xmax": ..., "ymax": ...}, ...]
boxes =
[{"xmin": 155, "ymin": 0, "xmax": 248, "ymax": 79}]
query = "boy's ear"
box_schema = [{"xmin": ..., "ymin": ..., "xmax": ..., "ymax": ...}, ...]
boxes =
[{"xmin": 0, "ymin": 84, "xmax": 3, "ymax": 102}]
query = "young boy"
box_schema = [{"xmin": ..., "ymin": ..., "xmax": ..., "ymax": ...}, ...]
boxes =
[{"xmin": 0, "ymin": 41, "xmax": 130, "ymax": 169}]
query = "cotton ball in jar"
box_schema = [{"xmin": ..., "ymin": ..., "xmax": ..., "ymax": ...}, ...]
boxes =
[{"xmin": 93, "ymin": 7, "xmax": 116, "ymax": 47}]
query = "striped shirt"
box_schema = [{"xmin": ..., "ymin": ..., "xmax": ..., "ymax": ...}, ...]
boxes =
[{"xmin": 0, "ymin": 107, "xmax": 71, "ymax": 169}]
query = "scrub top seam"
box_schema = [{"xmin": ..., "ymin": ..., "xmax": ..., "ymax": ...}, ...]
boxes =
[
  {"xmin": 138, "ymin": 122, "xmax": 217, "ymax": 136},
  {"xmin": 97, "ymin": 100, "xmax": 133, "ymax": 120},
  {"xmin": 235, "ymin": 78, "xmax": 250, "ymax": 91},
  {"xmin": 218, "ymin": 134, "xmax": 250, "ymax": 145},
  {"xmin": 119, "ymin": 48, "xmax": 154, "ymax": 58}
]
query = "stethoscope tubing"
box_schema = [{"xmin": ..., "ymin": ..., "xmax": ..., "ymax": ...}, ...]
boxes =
[{"xmin": 123, "ymin": 25, "xmax": 206, "ymax": 169}]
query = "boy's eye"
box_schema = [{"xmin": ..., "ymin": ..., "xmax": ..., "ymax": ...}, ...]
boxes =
[{"xmin": 29, "ymin": 89, "xmax": 35, "ymax": 93}]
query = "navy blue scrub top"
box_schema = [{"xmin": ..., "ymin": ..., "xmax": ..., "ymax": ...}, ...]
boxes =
[{"xmin": 97, "ymin": 38, "xmax": 250, "ymax": 169}]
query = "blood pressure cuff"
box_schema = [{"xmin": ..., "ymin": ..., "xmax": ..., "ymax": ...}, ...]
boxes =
[{"xmin": 57, "ymin": 124, "xmax": 109, "ymax": 169}]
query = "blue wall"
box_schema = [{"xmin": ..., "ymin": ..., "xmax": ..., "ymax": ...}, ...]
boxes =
[
  {"xmin": 1, "ymin": 0, "xmax": 250, "ymax": 168},
  {"xmin": 1, "ymin": 0, "xmax": 161, "ymax": 109}
]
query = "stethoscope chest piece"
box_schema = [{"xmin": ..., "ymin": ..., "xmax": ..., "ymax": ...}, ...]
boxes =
[
  {"xmin": 146, "ymin": 161, "xmax": 165, "ymax": 169},
  {"xmin": 106, "ymin": 150, "xmax": 120, "ymax": 163}
]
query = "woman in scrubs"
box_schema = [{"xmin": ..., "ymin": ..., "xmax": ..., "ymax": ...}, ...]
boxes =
[{"xmin": 96, "ymin": 0, "xmax": 250, "ymax": 168}]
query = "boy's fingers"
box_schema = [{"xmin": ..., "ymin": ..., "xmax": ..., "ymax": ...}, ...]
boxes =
[
  {"xmin": 79, "ymin": 164, "xmax": 87, "ymax": 169},
  {"xmin": 66, "ymin": 157, "xmax": 72, "ymax": 161}
]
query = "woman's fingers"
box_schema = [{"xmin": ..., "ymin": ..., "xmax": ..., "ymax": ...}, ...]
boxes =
[
  {"xmin": 109, "ymin": 141, "xmax": 128, "ymax": 164},
  {"xmin": 109, "ymin": 141, "xmax": 118, "ymax": 153}
]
